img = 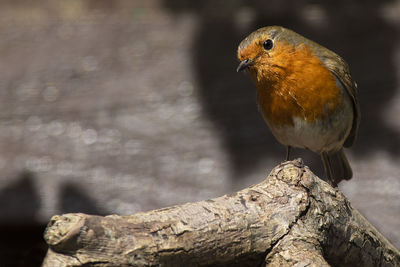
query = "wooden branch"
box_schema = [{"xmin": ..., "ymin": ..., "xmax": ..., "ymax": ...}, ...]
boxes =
[{"xmin": 42, "ymin": 159, "xmax": 400, "ymax": 267}]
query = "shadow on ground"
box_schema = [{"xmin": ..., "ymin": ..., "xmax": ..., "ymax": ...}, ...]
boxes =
[{"xmin": 0, "ymin": 171, "xmax": 108, "ymax": 267}]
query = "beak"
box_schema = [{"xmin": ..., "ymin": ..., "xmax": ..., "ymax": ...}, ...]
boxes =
[{"xmin": 236, "ymin": 59, "xmax": 254, "ymax": 72}]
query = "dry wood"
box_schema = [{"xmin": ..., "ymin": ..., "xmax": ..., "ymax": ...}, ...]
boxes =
[{"xmin": 42, "ymin": 159, "xmax": 400, "ymax": 267}]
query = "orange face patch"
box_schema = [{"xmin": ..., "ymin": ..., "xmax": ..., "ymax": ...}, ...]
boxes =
[
  {"xmin": 242, "ymin": 41, "xmax": 343, "ymax": 126},
  {"xmin": 238, "ymin": 40, "xmax": 262, "ymax": 62}
]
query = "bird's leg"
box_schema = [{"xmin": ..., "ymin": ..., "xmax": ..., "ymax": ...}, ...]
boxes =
[{"xmin": 286, "ymin": 146, "xmax": 291, "ymax": 161}]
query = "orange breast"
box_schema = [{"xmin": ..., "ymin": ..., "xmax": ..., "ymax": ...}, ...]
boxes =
[{"xmin": 256, "ymin": 43, "xmax": 343, "ymax": 127}]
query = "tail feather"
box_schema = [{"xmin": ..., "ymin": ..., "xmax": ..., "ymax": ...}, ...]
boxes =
[{"xmin": 321, "ymin": 149, "xmax": 352, "ymax": 187}]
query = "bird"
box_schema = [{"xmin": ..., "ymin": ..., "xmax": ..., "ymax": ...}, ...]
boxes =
[{"xmin": 236, "ymin": 26, "xmax": 360, "ymax": 187}]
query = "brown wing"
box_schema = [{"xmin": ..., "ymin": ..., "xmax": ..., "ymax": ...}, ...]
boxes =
[{"xmin": 322, "ymin": 53, "xmax": 360, "ymax": 147}]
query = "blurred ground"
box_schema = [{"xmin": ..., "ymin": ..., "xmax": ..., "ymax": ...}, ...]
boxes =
[{"xmin": 0, "ymin": 0, "xmax": 399, "ymax": 266}]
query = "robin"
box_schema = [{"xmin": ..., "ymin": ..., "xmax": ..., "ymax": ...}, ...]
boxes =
[{"xmin": 236, "ymin": 26, "xmax": 360, "ymax": 187}]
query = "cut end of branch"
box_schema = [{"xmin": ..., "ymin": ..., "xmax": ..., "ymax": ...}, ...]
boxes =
[{"xmin": 44, "ymin": 213, "xmax": 86, "ymax": 250}]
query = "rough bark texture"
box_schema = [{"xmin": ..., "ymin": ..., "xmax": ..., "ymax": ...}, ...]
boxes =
[{"xmin": 42, "ymin": 160, "xmax": 400, "ymax": 267}]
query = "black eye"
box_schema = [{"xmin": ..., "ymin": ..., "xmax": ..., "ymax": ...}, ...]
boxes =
[{"xmin": 263, "ymin": 39, "xmax": 273, "ymax": 50}]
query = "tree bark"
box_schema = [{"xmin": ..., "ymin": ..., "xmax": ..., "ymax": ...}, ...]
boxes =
[{"xmin": 42, "ymin": 159, "xmax": 400, "ymax": 267}]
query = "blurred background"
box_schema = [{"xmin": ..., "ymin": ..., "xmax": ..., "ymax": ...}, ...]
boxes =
[{"xmin": 0, "ymin": 0, "xmax": 399, "ymax": 266}]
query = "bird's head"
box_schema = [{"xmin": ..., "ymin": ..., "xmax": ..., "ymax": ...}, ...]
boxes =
[{"xmin": 237, "ymin": 26, "xmax": 309, "ymax": 83}]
